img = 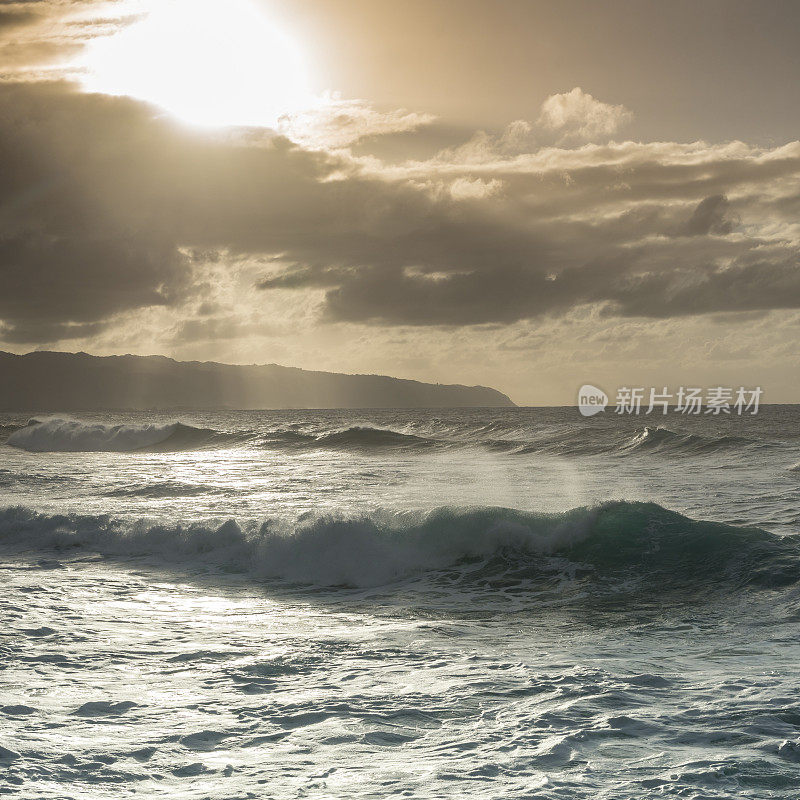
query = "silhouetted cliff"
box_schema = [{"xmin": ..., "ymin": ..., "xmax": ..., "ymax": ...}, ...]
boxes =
[{"xmin": 0, "ymin": 352, "xmax": 515, "ymax": 410}]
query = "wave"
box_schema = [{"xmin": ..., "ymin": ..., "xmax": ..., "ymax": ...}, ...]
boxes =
[
  {"xmin": 9, "ymin": 416, "xmax": 768, "ymax": 459},
  {"xmin": 0, "ymin": 423, "xmax": 22, "ymax": 442},
  {"xmin": 1, "ymin": 502, "xmax": 797, "ymax": 593},
  {"xmin": 512, "ymin": 433, "xmax": 611, "ymax": 457},
  {"xmin": 618, "ymin": 426, "xmax": 754, "ymax": 455},
  {"xmin": 6, "ymin": 418, "xmax": 243, "ymax": 453},
  {"xmin": 508, "ymin": 427, "xmax": 753, "ymax": 458},
  {"xmin": 259, "ymin": 425, "xmax": 438, "ymax": 451},
  {"xmin": 260, "ymin": 423, "xmax": 603, "ymax": 455},
  {"xmin": 314, "ymin": 425, "xmax": 436, "ymax": 449}
]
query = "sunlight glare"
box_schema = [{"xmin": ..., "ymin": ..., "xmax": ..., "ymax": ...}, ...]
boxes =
[{"xmin": 79, "ymin": 0, "xmax": 314, "ymax": 128}]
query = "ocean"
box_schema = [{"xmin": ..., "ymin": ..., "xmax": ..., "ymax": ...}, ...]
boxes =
[{"xmin": 2, "ymin": 406, "xmax": 800, "ymax": 798}]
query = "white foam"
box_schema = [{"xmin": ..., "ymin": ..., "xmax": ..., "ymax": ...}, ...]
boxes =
[
  {"xmin": 7, "ymin": 418, "xmax": 181, "ymax": 452},
  {"xmin": 0, "ymin": 506, "xmax": 597, "ymax": 588}
]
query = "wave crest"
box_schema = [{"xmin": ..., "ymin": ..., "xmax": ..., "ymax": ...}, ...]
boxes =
[
  {"xmin": 258, "ymin": 425, "xmax": 438, "ymax": 450},
  {"xmin": 1, "ymin": 502, "xmax": 796, "ymax": 592},
  {"xmin": 6, "ymin": 417, "xmax": 238, "ymax": 453},
  {"xmin": 314, "ymin": 425, "xmax": 435, "ymax": 449},
  {"xmin": 619, "ymin": 426, "xmax": 752, "ymax": 455}
]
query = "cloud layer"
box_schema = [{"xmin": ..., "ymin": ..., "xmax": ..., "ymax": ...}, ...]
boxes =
[
  {"xmin": 1, "ymin": 79, "xmax": 800, "ymax": 345},
  {"xmin": 0, "ymin": 0, "xmax": 799, "ymax": 403}
]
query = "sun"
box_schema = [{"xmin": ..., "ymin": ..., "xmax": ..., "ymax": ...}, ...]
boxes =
[{"xmin": 78, "ymin": 0, "xmax": 314, "ymax": 128}]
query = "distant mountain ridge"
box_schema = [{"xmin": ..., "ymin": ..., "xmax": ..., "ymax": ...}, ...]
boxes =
[{"xmin": 0, "ymin": 351, "xmax": 515, "ymax": 410}]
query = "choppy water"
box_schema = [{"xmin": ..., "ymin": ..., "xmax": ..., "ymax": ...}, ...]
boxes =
[{"xmin": 2, "ymin": 406, "xmax": 800, "ymax": 798}]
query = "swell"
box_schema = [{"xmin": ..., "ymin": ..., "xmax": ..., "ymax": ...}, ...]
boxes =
[
  {"xmin": 512, "ymin": 426, "xmax": 762, "ymax": 457},
  {"xmin": 315, "ymin": 425, "xmax": 436, "ymax": 449},
  {"xmin": 258, "ymin": 424, "xmax": 759, "ymax": 457},
  {"xmin": 6, "ymin": 418, "xmax": 246, "ymax": 453},
  {"xmin": 617, "ymin": 426, "xmax": 756, "ymax": 455},
  {"xmin": 5, "ymin": 417, "xmax": 770, "ymax": 458},
  {"xmin": 1, "ymin": 501, "xmax": 797, "ymax": 593},
  {"xmin": 259, "ymin": 425, "xmax": 439, "ymax": 450}
]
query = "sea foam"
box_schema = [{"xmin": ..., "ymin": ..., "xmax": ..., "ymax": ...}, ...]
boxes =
[
  {"xmin": 7, "ymin": 418, "xmax": 224, "ymax": 453},
  {"xmin": 1, "ymin": 502, "xmax": 796, "ymax": 591}
]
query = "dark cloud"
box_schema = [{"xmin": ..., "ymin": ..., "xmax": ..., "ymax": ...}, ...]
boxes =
[
  {"xmin": 0, "ymin": 82, "xmax": 330, "ymax": 338},
  {"xmin": 0, "ymin": 84, "xmax": 197, "ymax": 340},
  {"xmin": 0, "ymin": 319, "xmax": 108, "ymax": 344},
  {"xmin": 682, "ymin": 194, "xmax": 734, "ymax": 236},
  {"xmin": 321, "ymin": 267, "xmax": 559, "ymax": 326},
  {"xmin": 1, "ymin": 80, "xmax": 800, "ymax": 341},
  {"xmin": 0, "ymin": 231, "xmax": 186, "ymax": 324},
  {"xmin": 602, "ymin": 254, "xmax": 800, "ymax": 318},
  {"xmin": 0, "ymin": 8, "xmax": 38, "ymax": 31}
]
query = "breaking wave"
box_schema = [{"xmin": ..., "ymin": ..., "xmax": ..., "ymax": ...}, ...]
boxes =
[
  {"xmin": 6, "ymin": 418, "xmax": 243, "ymax": 453},
  {"xmin": 1, "ymin": 501, "xmax": 797, "ymax": 593}
]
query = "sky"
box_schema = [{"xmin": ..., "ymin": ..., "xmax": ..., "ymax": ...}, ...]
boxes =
[{"xmin": 0, "ymin": 0, "xmax": 799, "ymax": 405}]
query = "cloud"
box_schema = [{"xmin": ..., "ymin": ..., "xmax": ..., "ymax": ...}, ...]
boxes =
[
  {"xmin": 537, "ymin": 87, "xmax": 633, "ymax": 143},
  {"xmin": 682, "ymin": 193, "xmax": 736, "ymax": 236},
  {"xmin": 447, "ymin": 176, "xmax": 504, "ymax": 200},
  {"xmin": 0, "ymin": 230, "xmax": 188, "ymax": 327},
  {"xmin": 0, "ymin": 319, "xmax": 108, "ymax": 345},
  {"xmin": 0, "ymin": 7, "xmax": 39, "ymax": 31},
  {"xmin": 1, "ymin": 80, "xmax": 800, "ymax": 346},
  {"xmin": 433, "ymin": 88, "xmax": 632, "ymax": 164},
  {"xmin": 0, "ymin": 0, "xmax": 107, "ymax": 79},
  {"xmin": 437, "ymin": 119, "xmax": 538, "ymax": 163},
  {"xmin": 266, "ymin": 133, "xmax": 800, "ymax": 325},
  {"xmin": 277, "ymin": 97, "xmax": 436, "ymax": 150}
]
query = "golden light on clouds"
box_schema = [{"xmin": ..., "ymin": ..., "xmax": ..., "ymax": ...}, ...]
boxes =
[
  {"xmin": 3, "ymin": 0, "xmax": 800, "ymax": 402},
  {"xmin": 78, "ymin": 0, "xmax": 314, "ymax": 128}
]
